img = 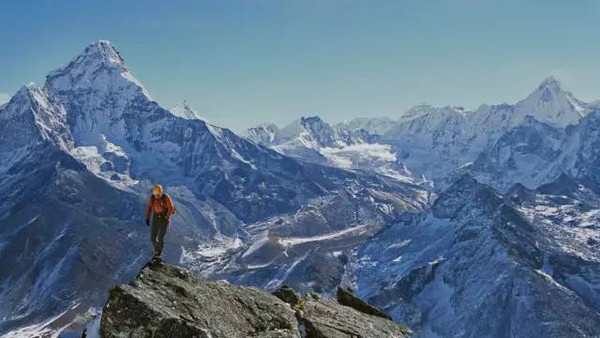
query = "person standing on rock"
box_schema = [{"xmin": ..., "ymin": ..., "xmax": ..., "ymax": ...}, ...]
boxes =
[{"xmin": 145, "ymin": 184, "xmax": 176, "ymax": 262}]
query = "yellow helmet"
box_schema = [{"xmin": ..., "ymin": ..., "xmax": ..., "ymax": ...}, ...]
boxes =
[{"xmin": 152, "ymin": 184, "xmax": 163, "ymax": 196}]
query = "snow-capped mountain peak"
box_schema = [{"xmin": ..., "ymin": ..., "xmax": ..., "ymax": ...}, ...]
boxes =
[
  {"xmin": 297, "ymin": 115, "xmax": 338, "ymax": 146},
  {"xmin": 537, "ymin": 75, "xmax": 562, "ymax": 91},
  {"xmin": 245, "ymin": 123, "xmax": 279, "ymax": 146},
  {"xmin": 514, "ymin": 77, "xmax": 587, "ymax": 127},
  {"xmin": 48, "ymin": 40, "xmax": 125, "ymax": 79},
  {"xmin": 84, "ymin": 40, "xmax": 126, "ymax": 69},
  {"xmin": 0, "ymin": 83, "xmax": 72, "ymax": 151},
  {"xmin": 3, "ymin": 83, "xmax": 45, "ymax": 118},
  {"xmin": 44, "ymin": 40, "xmax": 164, "ymax": 147},
  {"xmin": 245, "ymin": 116, "xmax": 422, "ymax": 183},
  {"xmin": 45, "ymin": 40, "xmax": 152, "ymax": 100},
  {"xmin": 274, "ymin": 115, "xmax": 354, "ymax": 148},
  {"xmin": 171, "ymin": 100, "xmax": 203, "ymax": 120}
]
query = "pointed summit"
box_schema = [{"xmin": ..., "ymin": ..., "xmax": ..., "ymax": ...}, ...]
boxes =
[
  {"xmin": 533, "ymin": 76, "xmax": 568, "ymax": 104},
  {"xmin": 276, "ymin": 115, "xmax": 329, "ymax": 141},
  {"xmin": 171, "ymin": 100, "xmax": 203, "ymax": 120},
  {"xmin": 81, "ymin": 40, "xmax": 126, "ymax": 69},
  {"xmin": 45, "ymin": 40, "xmax": 151, "ymax": 100},
  {"xmin": 43, "ymin": 41, "xmax": 147, "ymax": 100},
  {"xmin": 514, "ymin": 76, "xmax": 587, "ymax": 127},
  {"xmin": 47, "ymin": 40, "xmax": 127, "ymax": 82},
  {"xmin": 43, "ymin": 40, "xmax": 158, "ymax": 145},
  {"xmin": 537, "ymin": 76, "xmax": 562, "ymax": 91}
]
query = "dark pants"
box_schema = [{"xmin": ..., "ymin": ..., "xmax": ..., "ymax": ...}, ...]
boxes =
[{"xmin": 150, "ymin": 213, "xmax": 169, "ymax": 256}]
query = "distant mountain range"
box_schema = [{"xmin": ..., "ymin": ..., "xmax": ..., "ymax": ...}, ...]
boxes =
[
  {"xmin": 1, "ymin": 41, "xmax": 599, "ymax": 337},
  {"xmin": 248, "ymin": 76, "xmax": 589, "ymax": 187}
]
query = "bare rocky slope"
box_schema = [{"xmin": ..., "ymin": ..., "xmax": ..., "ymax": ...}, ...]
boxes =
[{"xmin": 100, "ymin": 263, "xmax": 411, "ymax": 338}]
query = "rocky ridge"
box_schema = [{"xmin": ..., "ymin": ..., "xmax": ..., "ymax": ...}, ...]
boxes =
[{"xmin": 101, "ymin": 263, "xmax": 410, "ymax": 338}]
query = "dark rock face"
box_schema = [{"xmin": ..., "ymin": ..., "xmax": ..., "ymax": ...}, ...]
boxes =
[
  {"xmin": 336, "ymin": 287, "xmax": 392, "ymax": 320},
  {"xmin": 302, "ymin": 294, "xmax": 410, "ymax": 338},
  {"xmin": 101, "ymin": 263, "xmax": 300, "ymax": 338},
  {"xmin": 100, "ymin": 263, "xmax": 410, "ymax": 338},
  {"xmin": 273, "ymin": 285, "xmax": 301, "ymax": 307}
]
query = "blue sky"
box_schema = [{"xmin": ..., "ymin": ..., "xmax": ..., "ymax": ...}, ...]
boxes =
[{"xmin": 1, "ymin": 0, "xmax": 600, "ymax": 131}]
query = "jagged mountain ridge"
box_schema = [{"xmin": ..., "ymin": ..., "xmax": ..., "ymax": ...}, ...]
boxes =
[
  {"xmin": 244, "ymin": 80, "xmax": 600, "ymax": 337},
  {"xmin": 43, "ymin": 40, "xmax": 426, "ymax": 222},
  {"xmin": 0, "ymin": 79, "xmax": 242, "ymax": 335},
  {"xmin": 337, "ymin": 116, "xmax": 397, "ymax": 135},
  {"xmin": 170, "ymin": 100, "xmax": 203, "ymax": 120},
  {"xmin": 2, "ymin": 39, "xmax": 600, "ymax": 338},
  {"xmin": 471, "ymin": 106, "xmax": 600, "ymax": 193},
  {"xmin": 247, "ymin": 77, "xmax": 590, "ymax": 188},
  {"xmin": 300, "ymin": 77, "xmax": 583, "ymax": 185},
  {"xmin": 246, "ymin": 116, "xmax": 422, "ymax": 184},
  {"xmin": 0, "ymin": 40, "xmax": 431, "ymax": 336},
  {"xmin": 378, "ymin": 77, "xmax": 589, "ymax": 182},
  {"xmin": 356, "ymin": 175, "xmax": 600, "ymax": 337},
  {"xmin": 0, "ymin": 102, "xmax": 148, "ymax": 335}
]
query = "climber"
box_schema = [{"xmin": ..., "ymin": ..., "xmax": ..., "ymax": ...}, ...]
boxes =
[{"xmin": 145, "ymin": 184, "xmax": 176, "ymax": 262}]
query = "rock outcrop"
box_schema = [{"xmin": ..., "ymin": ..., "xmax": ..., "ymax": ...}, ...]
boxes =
[
  {"xmin": 100, "ymin": 263, "xmax": 410, "ymax": 338},
  {"xmin": 101, "ymin": 263, "xmax": 300, "ymax": 338},
  {"xmin": 300, "ymin": 293, "xmax": 410, "ymax": 338},
  {"xmin": 273, "ymin": 285, "xmax": 302, "ymax": 307},
  {"xmin": 336, "ymin": 287, "xmax": 392, "ymax": 320}
]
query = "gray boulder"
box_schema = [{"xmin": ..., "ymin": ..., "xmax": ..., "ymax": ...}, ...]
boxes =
[
  {"xmin": 302, "ymin": 293, "xmax": 411, "ymax": 338},
  {"xmin": 336, "ymin": 287, "xmax": 392, "ymax": 320},
  {"xmin": 273, "ymin": 285, "xmax": 302, "ymax": 307}
]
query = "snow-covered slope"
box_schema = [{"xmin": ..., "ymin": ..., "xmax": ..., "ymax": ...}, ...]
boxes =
[
  {"xmin": 469, "ymin": 116, "xmax": 566, "ymax": 191},
  {"xmin": 0, "ymin": 82, "xmax": 145, "ymax": 334},
  {"xmin": 338, "ymin": 116, "xmax": 397, "ymax": 135},
  {"xmin": 246, "ymin": 116, "xmax": 423, "ymax": 183},
  {"xmin": 471, "ymin": 106, "xmax": 600, "ymax": 192},
  {"xmin": 373, "ymin": 77, "xmax": 590, "ymax": 184},
  {"xmin": 46, "ymin": 41, "xmax": 395, "ymax": 222},
  {"xmin": 171, "ymin": 100, "xmax": 203, "ymax": 120},
  {"xmin": 246, "ymin": 123, "xmax": 279, "ymax": 146},
  {"xmin": 0, "ymin": 84, "xmax": 74, "ymax": 215},
  {"xmin": 253, "ymin": 78, "xmax": 589, "ymax": 188},
  {"xmin": 0, "ymin": 83, "xmax": 72, "ymax": 154},
  {"xmin": 511, "ymin": 76, "xmax": 586, "ymax": 126},
  {"xmin": 356, "ymin": 175, "xmax": 600, "ymax": 337},
  {"xmin": 0, "ymin": 40, "xmax": 434, "ymax": 336}
]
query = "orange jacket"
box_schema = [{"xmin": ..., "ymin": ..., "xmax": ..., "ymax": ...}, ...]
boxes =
[{"xmin": 145, "ymin": 194, "xmax": 175, "ymax": 221}]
